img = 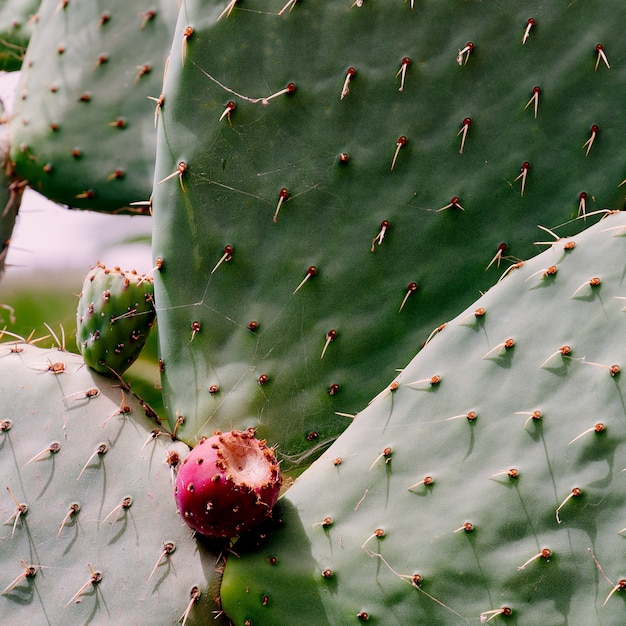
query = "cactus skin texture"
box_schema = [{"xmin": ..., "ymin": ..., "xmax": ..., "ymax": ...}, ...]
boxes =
[
  {"xmin": 174, "ymin": 429, "xmax": 282, "ymax": 538},
  {"xmin": 9, "ymin": 0, "xmax": 178, "ymax": 212},
  {"xmin": 220, "ymin": 211, "xmax": 626, "ymax": 625},
  {"xmin": 76, "ymin": 263, "xmax": 156, "ymax": 376},
  {"xmin": 0, "ymin": 0, "xmax": 39, "ymax": 71},
  {"xmin": 0, "ymin": 343, "xmax": 225, "ymax": 625},
  {"xmin": 153, "ymin": 1, "xmax": 626, "ymax": 463}
]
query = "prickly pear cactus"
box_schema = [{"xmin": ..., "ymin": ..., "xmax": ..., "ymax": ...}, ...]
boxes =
[
  {"xmin": 0, "ymin": 0, "xmax": 39, "ymax": 71},
  {"xmin": 9, "ymin": 0, "xmax": 178, "ymax": 212},
  {"xmin": 152, "ymin": 0, "xmax": 626, "ymax": 462},
  {"xmin": 220, "ymin": 211, "xmax": 626, "ymax": 625},
  {"xmin": 0, "ymin": 341, "xmax": 224, "ymax": 625},
  {"xmin": 76, "ymin": 262, "xmax": 156, "ymax": 375}
]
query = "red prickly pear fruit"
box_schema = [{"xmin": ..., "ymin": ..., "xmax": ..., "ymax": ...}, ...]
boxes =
[{"xmin": 174, "ymin": 428, "xmax": 282, "ymax": 538}]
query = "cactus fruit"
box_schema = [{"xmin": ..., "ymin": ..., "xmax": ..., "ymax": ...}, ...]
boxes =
[
  {"xmin": 76, "ymin": 262, "xmax": 156, "ymax": 375},
  {"xmin": 220, "ymin": 211, "xmax": 626, "ymax": 625},
  {"xmin": 152, "ymin": 0, "xmax": 626, "ymax": 463},
  {"xmin": 175, "ymin": 428, "xmax": 282, "ymax": 538},
  {"xmin": 0, "ymin": 341, "xmax": 224, "ymax": 625},
  {"xmin": 9, "ymin": 0, "xmax": 178, "ymax": 212}
]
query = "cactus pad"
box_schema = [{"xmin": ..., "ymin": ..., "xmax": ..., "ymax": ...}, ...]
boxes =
[
  {"xmin": 0, "ymin": 99, "xmax": 26, "ymax": 277},
  {"xmin": 0, "ymin": 342, "xmax": 224, "ymax": 625},
  {"xmin": 0, "ymin": 0, "xmax": 39, "ymax": 71},
  {"xmin": 152, "ymin": 0, "xmax": 626, "ymax": 463},
  {"xmin": 221, "ymin": 211, "xmax": 626, "ymax": 625},
  {"xmin": 9, "ymin": 0, "xmax": 177, "ymax": 212}
]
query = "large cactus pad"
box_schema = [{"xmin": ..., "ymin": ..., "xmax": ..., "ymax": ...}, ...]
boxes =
[
  {"xmin": 153, "ymin": 0, "xmax": 626, "ymax": 462},
  {"xmin": 0, "ymin": 342, "xmax": 223, "ymax": 625},
  {"xmin": 221, "ymin": 210, "xmax": 626, "ymax": 625}
]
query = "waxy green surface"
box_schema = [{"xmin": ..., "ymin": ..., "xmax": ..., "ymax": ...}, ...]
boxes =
[
  {"xmin": 10, "ymin": 0, "xmax": 177, "ymax": 212},
  {"xmin": 153, "ymin": 0, "xmax": 626, "ymax": 462},
  {"xmin": 0, "ymin": 343, "xmax": 225, "ymax": 625},
  {"xmin": 221, "ymin": 211, "xmax": 626, "ymax": 626}
]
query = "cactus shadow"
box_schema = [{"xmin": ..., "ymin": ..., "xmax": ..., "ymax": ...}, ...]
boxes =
[
  {"xmin": 461, "ymin": 421, "xmax": 477, "ymax": 461},
  {"xmin": 513, "ymin": 556, "xmax": 577, "ymax": 624},
  {"xmin": 611, "ymin": 379, "xmax": 626, "ymax": 420},
  {"xmin": 2, "ymin": 577, "xmax": 36, "ymax": 606},
  {"xmin": 458, "ymin": 316, "xmax": 486, "ymax": 335},
  {"xmin": 106, "ymin": 414, "xmax": 129, "ymax": 447},
  {"xmin": 462, "ymin": 532, "xmax": 495, "ymax": 607},
  {"xmin": 61, "ymin": 518, "xmax": 81, "ymax": 556},
  {"xmin": 1, "ymin": 427, "xmax": 20, "ymax": 474},
  {"xmin": 106, "ymin": 509, "xmax": 136, "ymax": 546},
  {"xmin": 22, "ymin": 519, "xmax": 38, "ymax": 562},
  {"xmin": 570, "ymin": 291, "xmax": 602, "ymax": 304},
  {"xmin": 407, "ymin": 483, "xmax": 435, "ymax": 498},
  {"xmin": 0, "ymin": 429, "xmax": 9, "ymax": 454},
  {"xmin": 149, "ymin": 553, "xmax": 176, "ymax": 593},
  {"xmin": 483, "ymin": 352, "xmax": 515, "ymax": 369},
  {"xmin": 528, "ymin": 275, "xmax": 558, "ymax": 291},
  {"xmin": 193, "ymin": 535, "xmax": 249, "ymax": 624},
  {"xmin": 222, "ymin": 498, "xmax": 332, "ymax": 617},
  {"xmin": 35, "ymin": 455, "xmax": 57, "ymax": 500},
  {"xmin": 80, "ymin": 585, "xmax": 109, "ymax": 626},
  {"xmin": 540, "ymin": 362, "xmax": 572, "ymax": 377},
  {"xmin": 524, "ymin": 418, "xmax": 543, "ymax": 443}
]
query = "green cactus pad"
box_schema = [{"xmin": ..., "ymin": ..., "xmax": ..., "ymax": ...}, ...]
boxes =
[
  {"xmin": 220, "ymin": 211, "xmax": 626, "ymax": 625},
  {"xmin": 76, "ymin": 262, "xmax": 156, "ymax": 375},
  {"xmin": 152, "ymin": 0, "xmax": 626, "ymax": 462},
  {"xmin": 9, "ymin": 0, "xmax": 177, "ymax": 212},
  {"xmin": 0, "ymin": 342, "xmax": 225, "ymax": 625},
  {"xmin": 0, "ymin": 0, "xmax": 39, "ymax": 71}
]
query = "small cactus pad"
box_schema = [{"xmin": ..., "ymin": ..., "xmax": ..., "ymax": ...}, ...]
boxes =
[
  {"xmin": 0, "ymin": 0, "xmax": 39, "ymax": 71},
  {"xmin": 0, "ymin": 342, "xmax": 222, "ymax": 625},
  {"xmin": 221, "ymin": 212, "xmax": 626, "ymax": 625},
  {"xmin": 153, "ymin": 0, "xmax": 626, "ymax": 462},
  {"xmin": 175, "ymin": 428, "xmax": 282, "ymax": 538},
  {"xmin": 9, "ymin": 0, "xmax": 177, "ymax": 212},
  {"xmin": 76, "ymin": 262, "xmax": 156, "ymax": 375}
]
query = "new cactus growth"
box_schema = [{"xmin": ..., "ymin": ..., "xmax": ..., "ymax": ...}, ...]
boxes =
[
  {"xmin": 76, "ymin": 262, "xmax": 156, "ymax": 375},
  {"xmin": 175, "ymin": 428, "xmax": 282, "ymax": 538},
  {"xmin": 220, "ymin": 212, "xmax": 626, "ymax": 624},
  {"xmin": 152, "ymin": 0, "xmax": 626, "ymax": 463}
]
